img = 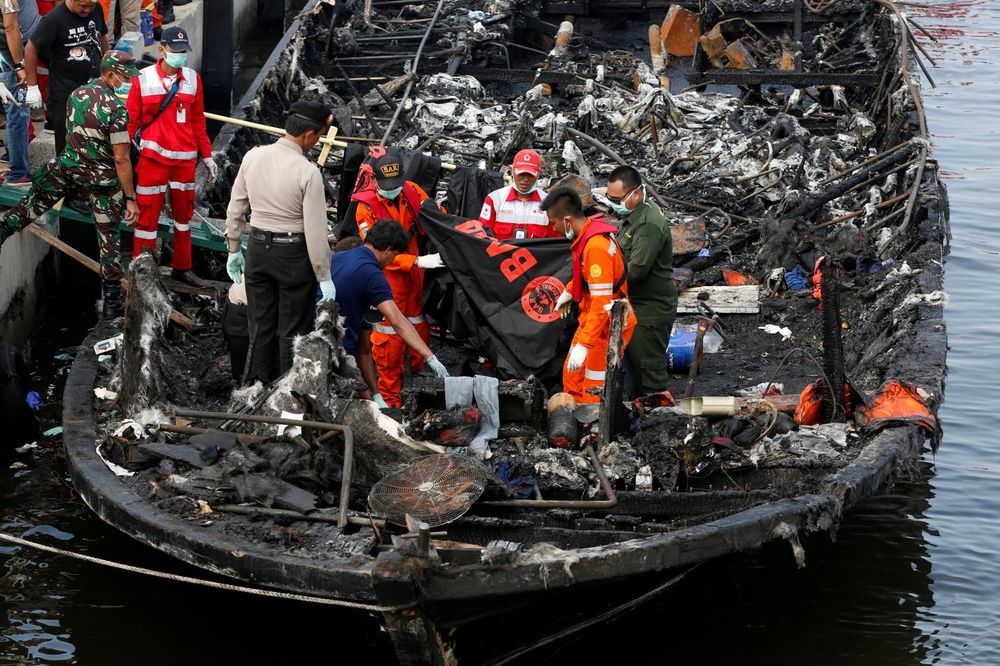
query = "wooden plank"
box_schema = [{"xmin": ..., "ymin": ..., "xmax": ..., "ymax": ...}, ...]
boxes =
[{"xmin": 677, "ymin": 285, "xmax": 760, "ymax": 314}]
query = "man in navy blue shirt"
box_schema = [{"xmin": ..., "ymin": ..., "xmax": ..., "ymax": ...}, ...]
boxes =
[{"xmin": 331, "ymin": 219, "xmax": 448, "ymax": 409}]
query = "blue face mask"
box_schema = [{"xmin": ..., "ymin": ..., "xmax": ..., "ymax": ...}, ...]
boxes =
[
  {"xmin": 164, "ymin": 52, "xmax": 188, "ymax": 68},
  {"xmin": 609, "ymin": 201, "xmax": 630, "ymax": 217},
  {"xmin": 378, "ymin": 186, "xmax": 403, "ymax": 200},
  {"xmin": 115, "ymin": 80, "xmax": 132, "ymax": 96}
]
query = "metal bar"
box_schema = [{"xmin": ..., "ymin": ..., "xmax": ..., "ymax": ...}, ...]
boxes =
[
  {"xmin": 688, "ymin": 71, "xmax": 880, "ymax": 86},
  {"xmin": 155, "ymin": 423, "xmax": 265, "ymax": 444},
  {"xmin": 171, "ymin": 408, "xmax": 354, "ymax": 529},
  {"xmin": 214, "ymin": 504, "xmax": 385, "ymax": 528},
  {"xmin": 381, "ymin": 0, "xmax": 447, "ymax": 145},
  {"xmin": 478, "ymin": 445, "xmax": 617, "ymax": 510}
]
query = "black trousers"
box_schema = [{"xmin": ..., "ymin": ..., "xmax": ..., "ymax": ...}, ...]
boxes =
[
  {"xmin": 50, "ymin": 96, "xmax": 68, "ymax": 156},
  {"xmin": 245, "ymin": 235, "xmax": 316, "ymax": 384}
]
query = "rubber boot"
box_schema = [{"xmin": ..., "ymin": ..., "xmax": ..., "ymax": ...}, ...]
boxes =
[
  {"xmin": 158, "ymin": 0, "xmax": 174, "ymax": 25},
  {"xmin": 103, "ymin": 280, "xmax": 125, "ymax": 319}
]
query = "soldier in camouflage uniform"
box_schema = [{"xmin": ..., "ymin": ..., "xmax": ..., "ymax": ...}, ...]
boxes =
[{"xmin": 0, "ymin": 50, "xmax": 140, "ymax": 319}]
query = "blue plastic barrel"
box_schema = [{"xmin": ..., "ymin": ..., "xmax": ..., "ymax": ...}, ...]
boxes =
[
  {"xmin": 140, "ymin": 11, "xmax": 154, "ymax": 46},
  {"xmin": 666, "ymin": 324, "xmax": 698, "ymax": 373}
]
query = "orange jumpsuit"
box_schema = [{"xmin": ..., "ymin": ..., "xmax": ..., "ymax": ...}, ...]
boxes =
[
  {"xmin": 565, "ymin": 220, "xmax": 637, "ymax": 403},
  {"xmin": 354, "ymin": 182, "xmax": 433, "ymax": 408}
]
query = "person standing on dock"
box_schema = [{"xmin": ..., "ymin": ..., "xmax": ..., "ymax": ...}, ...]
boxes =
[
  {"xmin": 127, "ymin": 25, "xmax": 215, "ymax": 287},
  {"xmin": 0, "ymin": 0, "xmax": 42, "ymax": 185},
  {"xmin": 24, "ymin": 0, "xmax": 108, "ymax": 156},
  {"xmin": 223, "ymin": 100, "xmax": 335, "ymax": 385},
  {"xmin": 478, "ymin": 149, "xmax": 560, "ymax": 240},
  {"xmin": 0, "ymin": 50, "xmax": 139, "ymax": 319},
  {"xmin": 606, "ymin": 165, "xmax": 677, "ymax": 398},
  {"xmin": 350, "ymin": 147, "xmax": 444, "ymax": 409},
  {"xmin": 541, "ymin": 187, "xmax": 636, "ymax": 404}
]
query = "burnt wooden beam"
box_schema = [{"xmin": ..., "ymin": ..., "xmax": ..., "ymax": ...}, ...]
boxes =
[{"xmin": 598, "ymin": 301, "xmax": 628, "ymax": 447}]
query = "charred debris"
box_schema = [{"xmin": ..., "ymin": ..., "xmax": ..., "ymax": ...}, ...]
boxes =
[{"xmin": 86, "ymin": 0, "xmax": 946, "ymax": 566}]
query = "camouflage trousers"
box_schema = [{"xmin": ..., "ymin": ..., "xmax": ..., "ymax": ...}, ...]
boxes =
[{"xmin": 2, "ymin": 160, "xmax": 125, "ymax": 282}]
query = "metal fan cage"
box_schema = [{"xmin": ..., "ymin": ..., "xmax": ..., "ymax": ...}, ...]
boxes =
[{"xmin": 368, "ymin": 454, "xmax": 489, "ymax": 527}]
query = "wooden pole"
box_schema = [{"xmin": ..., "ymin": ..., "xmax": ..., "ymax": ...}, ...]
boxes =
[
  {"xmin": 598, "ymin": 300, "xmax": 628, "ymax": 447},
  {"xmin": 201, "ymin": 111, "xmax": 457, "ymax": 170},
  {"xmin": 24, "ymin": 223, "xmax": 195, "ymax": 330}
]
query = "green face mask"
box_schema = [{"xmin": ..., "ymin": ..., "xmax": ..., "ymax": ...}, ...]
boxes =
[
  {"xmin": 164, "ymin": 52, "xmax": 188, "ymax": 68},
  {"xmin": 564, "ymin": 225, "xmax": 575, "ymax": 240}
]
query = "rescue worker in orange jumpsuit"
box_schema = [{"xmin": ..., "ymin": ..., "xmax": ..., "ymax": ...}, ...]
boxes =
[
  {"xmin": 541, "ymin": 187, "xmax": 636, "ymax": 404},
  {"xmin": 127, "ymin": 26, "xmax": 216, "ymax": 287},
  {"xmin": 478, "ymin": 149, "xmax": 560, "ymax": 240},
  {"xmin": 350, "ymin": 147, "xmax": 445, "ymax": 409}
]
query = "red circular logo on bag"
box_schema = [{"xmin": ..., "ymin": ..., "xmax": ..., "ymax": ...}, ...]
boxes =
[{"xmin": 521, "ymin": 276, "xmax": 565, "ymax": 323}]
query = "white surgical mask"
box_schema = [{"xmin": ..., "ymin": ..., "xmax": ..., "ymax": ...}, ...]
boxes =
[{"xmin": 514, "ymin": 181, "xmax": 538, "ymax": 195}]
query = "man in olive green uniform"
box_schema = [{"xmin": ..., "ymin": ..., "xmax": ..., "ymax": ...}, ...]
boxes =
[
  {"xmin": 0, "ymin": 50, "xmax": 139, "ymax": 319},
  {"xmin": 606, "ymin": 165, "xmax": 677, "ymax": 397}
]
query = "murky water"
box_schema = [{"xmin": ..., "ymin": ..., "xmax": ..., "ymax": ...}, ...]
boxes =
[{"xmin": 2, "ymin": 0, "xmax": 997, "ymax": 663}]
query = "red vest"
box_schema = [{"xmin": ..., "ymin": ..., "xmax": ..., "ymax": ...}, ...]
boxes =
[
  {"xmin": 570, "ymin": 215, "xmax": 620, "ymax": 301},
  {"xmin": 351, "ymin": 183, "xmax": 424, "ymax": 233}
]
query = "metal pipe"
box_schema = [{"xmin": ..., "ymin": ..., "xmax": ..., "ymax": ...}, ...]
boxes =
[
  {"xmin": 478, "ymin": 445, "xmax": 617, "ymax": 510},
  {"xmin": 171, "ymin": 408, "xmax": 354, "ymax": 529},
  {"xmin": 381, "ymin": 0, "xmax": 447, "ymax": 145},
  {"xmin": 155, "ymin": 423, "xmax": 264, "ymax": 444},
  {"xmin": 213, "ymin": 504, "xmax": 385, "ymax": 528}
]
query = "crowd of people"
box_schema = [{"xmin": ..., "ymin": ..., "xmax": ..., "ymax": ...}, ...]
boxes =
[
  {"xmin": 222, "ymin": 102, "xmax": 677, "ymax": 407},
  {"xmin": 0, "ymin": 0, "xmax": 680, "ymax": 408},
  {"xmin": 0, "ymin": 0, "xmax": 213, "ymax": 317}
]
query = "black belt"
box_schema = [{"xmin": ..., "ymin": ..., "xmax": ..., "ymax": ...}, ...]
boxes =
[{"xmin": 250, "ymin": 228, "xmax": 305, "ymax": 244}]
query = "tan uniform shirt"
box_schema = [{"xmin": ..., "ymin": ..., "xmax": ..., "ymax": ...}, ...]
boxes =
[{"xmin": 224, "ymin": 137, "xmax": 331, "ymax": 281}]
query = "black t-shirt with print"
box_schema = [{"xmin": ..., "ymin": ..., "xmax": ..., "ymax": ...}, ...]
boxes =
[{"xmin": 29, "ymin": 4, "xmax": 106, "ymax": 102}]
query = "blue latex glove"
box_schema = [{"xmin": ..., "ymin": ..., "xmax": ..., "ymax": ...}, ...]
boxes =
[
  {"xmin": 318, "ymin": 279, "xmax": 336, "ymax": 302},
  {"xmin": 226, "ymin": 251, "xmax": 245, "ymax": 284},
  {"xmin": 372, "ymin": 393, "xmax": 389, "ymax": 409},
  {"xmin": 426, "ymin": 355, "xmax": 449, "ymax": 378}
]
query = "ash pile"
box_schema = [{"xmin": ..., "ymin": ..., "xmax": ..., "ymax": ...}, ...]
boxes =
[{"xmin": 84, "ymin": 0, "xmax": 948, "ymax": 538}]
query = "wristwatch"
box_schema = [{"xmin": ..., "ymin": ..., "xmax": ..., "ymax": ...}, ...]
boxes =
[
  {"xmin": 14, "ymin": 62, "xmax": 24, "ymax": 71},
  {"xmin": 125, "ymin": 193, "xmax": 137, "ymax": 202}
]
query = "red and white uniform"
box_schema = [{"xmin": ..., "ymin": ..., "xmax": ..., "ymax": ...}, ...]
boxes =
[
  {"xmin": 126, "ymin": 61, "xmax": 212, "ymax": 270},
  {"xmin": 478, "ymin": 186, "xmax": 559, "ymax": 240}
]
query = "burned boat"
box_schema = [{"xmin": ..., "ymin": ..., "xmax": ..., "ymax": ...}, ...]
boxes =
[{"xmin": 61, "ymin": 0, "xmax": 948, "ymax": 663}]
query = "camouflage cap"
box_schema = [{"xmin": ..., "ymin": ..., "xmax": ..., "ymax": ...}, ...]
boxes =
[{"xmin": 101, "ymin": 50, "xmax": 140, "ymax": 78}]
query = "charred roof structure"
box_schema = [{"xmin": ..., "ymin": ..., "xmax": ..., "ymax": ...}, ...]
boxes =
[{"xmin": 62, "ymin": 0, "xmax": 948, "ymax": 663}]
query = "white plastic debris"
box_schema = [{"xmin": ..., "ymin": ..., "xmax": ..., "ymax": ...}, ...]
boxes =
[
  {"xmin": 758, "ymin": 324, "xmax": 792, "ymax": 341},
  {"xmin": 277, "ymin": 410, "xmax": 304, "ymax": 439},
  {"xmin": 635, "ymin": 465, "xmax": 653, "ymax": 491},
  {"xmin": 93, "ymin": 333, "xmax": 124, "ymax": 356},
  {"xmin": 94, "ymin": 387, "xmax": 118, "ymax": 400},
  {"xmin": 113, "ymin": 420, "xmax": 144, "ymax": 440},
  {"xmin": 737, "ymin": 382, "xmax": 784, "ymax": 398},
  {"xmin": 96, "ymin": 441, "xmax": 133, "ymax": 477},
  {"xmin": 14, "ymin": 442, "xmax": 38, "ymax": 453}
]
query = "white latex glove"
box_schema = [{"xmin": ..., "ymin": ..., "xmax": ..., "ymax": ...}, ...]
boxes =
[
  {"xmin": 226, "ymin": 251, "xmax": 245, "ymax": 284},
  {"xmin": 25, "ymin": 85, "xmax": 41, "ymax": 109},
  {"xmin": 426, "ymin": 355, "xmax": 449, "ymax": 377},
  {"xmin": 203, "ymin": 157, "xmax": 219, "ymax": 183},
  {"xmin": 566, "ymin": 344, "xmax": 588, "ymax": 372},
  {"xmin": 416, "ymin": 253, "xmax": 445, "ymax": 270},
  {"xmin": 318, "ymin": 279, "xmax": 336, "ymax": 302},
  {"xmin": 372, "ymin": 393, "xmax": 389, "ymax": 409},
  {"xmin": 555, "ymin": 289, "xmax": 573, "ymax": 318},
  {"xmin": 0, "ymin": 81, "xmax": 16, "ymax": 106}
]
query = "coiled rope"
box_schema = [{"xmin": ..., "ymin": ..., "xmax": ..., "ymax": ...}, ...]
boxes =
[{"xmin": 0, "ymin": 532, "xmax": 410, "ymax": 612}]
